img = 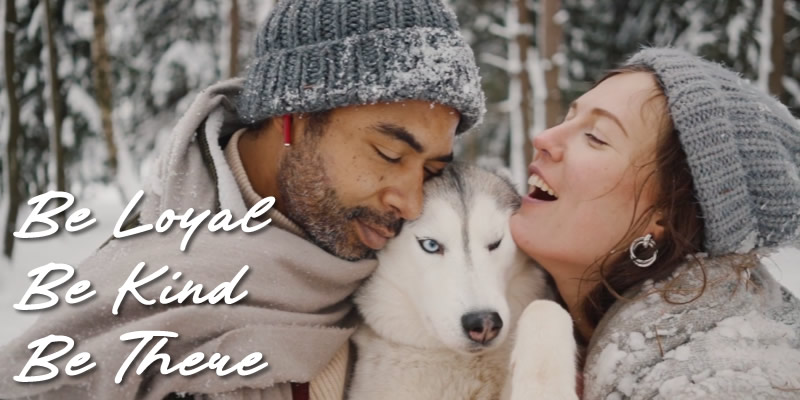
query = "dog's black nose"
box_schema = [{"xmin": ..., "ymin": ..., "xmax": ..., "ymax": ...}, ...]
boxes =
[{"xmin": 461, "ymin": 311, "xmax": 503, "ymax": 344}]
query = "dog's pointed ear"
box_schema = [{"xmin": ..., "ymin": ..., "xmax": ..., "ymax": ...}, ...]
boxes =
[
  {"xmin": 492, "ymin": 167, "xmax": 514, "ymax": 184},
  {"xmin": 475, "ymin": 158, "xmax": 520, "ymax": 194},
  {"xmin": 476, "ymin": 157, "xmax": 514, "ymax": 182}
]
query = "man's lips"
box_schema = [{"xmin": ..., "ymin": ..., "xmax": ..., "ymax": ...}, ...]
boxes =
[{"xmin": 355, "ymin": 220, "xmax": 396, "ymax": 250}]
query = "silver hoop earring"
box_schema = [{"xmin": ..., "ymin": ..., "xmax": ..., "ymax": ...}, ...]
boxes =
[{"xmin": 630, "ymin": 234, "xmax": 657, "ymax": 268}]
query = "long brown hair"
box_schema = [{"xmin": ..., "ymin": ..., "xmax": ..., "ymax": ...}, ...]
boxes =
[{"xmin": 580, "ymin": 65, "xmax": 707, "ymax": 328}]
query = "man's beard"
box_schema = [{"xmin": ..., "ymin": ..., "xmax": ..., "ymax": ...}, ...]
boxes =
[{"xmin": 276, "ymin": 135, "xmax": 402, "ymax": 261}]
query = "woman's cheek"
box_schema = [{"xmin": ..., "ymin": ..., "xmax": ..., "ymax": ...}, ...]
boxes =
[{"xmin": 510, "ymin": 212, "xmax": 541, "ymax": 253}]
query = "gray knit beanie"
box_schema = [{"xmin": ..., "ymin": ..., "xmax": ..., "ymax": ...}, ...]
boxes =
[
  {"xmin": 235, "ymin": 0, "xmax": 485, "ymax": 134},
  {"xmin": 625, "ymin": 48, "xmax": 800, "ymax": 256}
]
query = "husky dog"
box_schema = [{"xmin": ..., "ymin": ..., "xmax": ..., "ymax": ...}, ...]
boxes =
[{"xmin": 348, "ymin": 164, "xmax": 577, "ymax": 400}]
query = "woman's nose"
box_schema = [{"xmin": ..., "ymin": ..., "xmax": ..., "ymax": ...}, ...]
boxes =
[{"xmin": 532, "ymin": 127, "xmax": 564, "ymax": 162}]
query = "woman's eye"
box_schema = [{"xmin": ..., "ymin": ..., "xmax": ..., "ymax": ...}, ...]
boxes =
[
  {"xmin": 488, "ymin": 239, "xmax": 502, "ymax": 251},
  {"xmin": 585, "ymin": 133, "xmax": 608, "ymax": 146},
  {"xmin": 418, "ymin": 238, "xmax": 443, "ymax": 254},
  {"xmin": 375, "ymin": 147, "xmax": 401, "ymax": 163}
]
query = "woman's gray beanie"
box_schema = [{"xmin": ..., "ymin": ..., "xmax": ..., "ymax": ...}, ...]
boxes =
[
  {"xmin": 625, "ymin": 48, "xmax": 800, "ymax": 256},
  {"xmin": 235, "ymin": 0, "xmax": 485, "ymax": 134}
]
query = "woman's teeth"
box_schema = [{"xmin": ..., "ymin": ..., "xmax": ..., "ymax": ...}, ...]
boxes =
[{"xmin": 528, "ymin": 175, "xmax": 558, "ymax": 198}]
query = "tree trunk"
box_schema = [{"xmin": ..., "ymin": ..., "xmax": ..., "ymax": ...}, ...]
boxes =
[
  {"xmin": 89, "ymin": 0, "xmax": 118, "ymax": 173},
  {"xmin": 229, "ymin": 0, "xmax": 240, "ymax": 77},
  {"xmin": 769, "ymin": 0, "xmax": 786, "ymax": 101},
  {"xmin": 44, "ymin": 0, "xmax": 66, "ymax": 195},
  {"xmin": 514, "ymin": 0, "xmax": 535, "ymax": 168},
  {"xmin": 4, "ymin": 0, "xmax": 21, "ymax": 259},
  {"xmin": 539, "ymin": 0, "xmax": 563, "ymax": 130}
]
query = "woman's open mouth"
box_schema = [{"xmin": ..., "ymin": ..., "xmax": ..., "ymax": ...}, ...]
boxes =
[{"xmin": 528, "ymin": 174, "xmax": 558, "ymax": 201}]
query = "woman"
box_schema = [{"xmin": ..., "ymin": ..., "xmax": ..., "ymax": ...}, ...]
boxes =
[{"xmin": 510, "ymin": 47, "xmax": 800, "ymax": 399}]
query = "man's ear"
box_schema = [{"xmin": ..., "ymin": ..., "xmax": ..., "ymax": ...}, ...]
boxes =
[{"xmin": 258, "ymin": 115, "xmax": 295, "ymax": 144}]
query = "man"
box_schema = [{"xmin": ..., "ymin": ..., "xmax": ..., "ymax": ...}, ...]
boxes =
[{"xmin": 0, "ymin": 1, "xmax": 483, "ymax": 399}]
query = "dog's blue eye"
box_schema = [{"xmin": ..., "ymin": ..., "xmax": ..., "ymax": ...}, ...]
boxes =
[{"xmin": 418, "ymin": 239, "xmax": 442, "ymax": 254}]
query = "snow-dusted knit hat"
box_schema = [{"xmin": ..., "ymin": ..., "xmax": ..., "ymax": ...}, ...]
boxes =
[
  {"xmin": 625, "ymin": 48, "xmax": 800, "ymax": 256},
  {"xmin": 235, "ymin": 0, "xmax": 485, "ymax": 134}
]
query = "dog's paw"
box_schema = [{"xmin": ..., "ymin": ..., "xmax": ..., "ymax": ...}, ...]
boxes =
[
  {"xmin": 517, "ymin": 300, "xmax": 574, "ymax": 340},
  {"xmin": 508, "ymin": 300, "xmax": 578, "ymax": 400}
]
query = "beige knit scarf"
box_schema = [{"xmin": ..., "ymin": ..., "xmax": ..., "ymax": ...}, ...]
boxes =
[{"xmin": 0, "ymin": 79, "xmax": 377, "ymax": 400}]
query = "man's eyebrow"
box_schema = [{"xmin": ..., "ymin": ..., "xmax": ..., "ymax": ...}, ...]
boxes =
[
  {"xmin": 374, "ymin": 123, "xmax": 424, "ymax": 153},
  {"xmin": 568, "ymin": 101, "xmax": 629, "ymax": 138}
]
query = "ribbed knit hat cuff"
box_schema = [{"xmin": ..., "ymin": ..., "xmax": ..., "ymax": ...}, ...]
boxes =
[
  {"xmin": 626, "ymin": 48, "xmax": 800, "ymax": 256},
  {"xmin": 236, "ymin": 26, "xmax": 485, "ymax": 134},
  {"xmin": 628, "ymin": 49, "xmax": 756, "ymax": 255}
]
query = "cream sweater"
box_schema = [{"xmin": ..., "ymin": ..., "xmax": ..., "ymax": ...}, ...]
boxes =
[{"xmin": 224, "ymin": 129, "xmax": 351, "ymax": 400}]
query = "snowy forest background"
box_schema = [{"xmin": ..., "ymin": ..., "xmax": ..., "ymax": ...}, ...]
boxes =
[{"xmin": 0, "ymin": 0, "xmax": 799, "ymax": 318}]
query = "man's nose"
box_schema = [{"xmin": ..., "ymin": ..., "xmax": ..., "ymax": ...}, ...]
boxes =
[{"xmin": 381, "ymin": 172, "xmax": 424, "ymax": 221}]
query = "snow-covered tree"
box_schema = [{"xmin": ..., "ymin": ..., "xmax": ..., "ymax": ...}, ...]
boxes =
[
  {"xmin": 782, "ymin": 0, "xmax": 800, "ymax": 109},
  {"xmin": 561, "ymin": 0, "xmax": 800, "ymax": 116},
  {"xmin": 107, "ymin": 0, "xmax": 273, "ymax": 194},
  {"xmin": 3, "ymin": 1, "xmax": 799, "ymax": 256},
  {"xmin": 3, "ymin": 0, "xmax": 23, "ymax": 258}
]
